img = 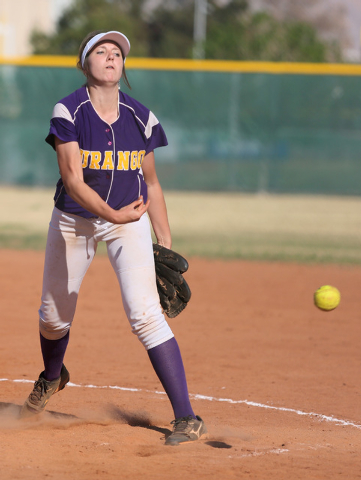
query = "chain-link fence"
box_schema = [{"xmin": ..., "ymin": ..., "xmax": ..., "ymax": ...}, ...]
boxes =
[{"xmin": 1, "ymin": 59, "xmax": 361, "ymax": 194}]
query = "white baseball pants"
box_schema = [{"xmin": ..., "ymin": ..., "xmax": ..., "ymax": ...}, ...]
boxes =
[{"xmin": 39, "ymin": 207, "xmax": 174, "ymax": 350}]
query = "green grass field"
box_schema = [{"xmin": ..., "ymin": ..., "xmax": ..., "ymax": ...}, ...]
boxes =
[{"xmin": 1, "ymin": 186, "xmax": 360, "ymax": 264}]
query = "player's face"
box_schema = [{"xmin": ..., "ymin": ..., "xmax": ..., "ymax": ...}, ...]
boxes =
[{"xmin": 86, "ymin": 41, "xmax": 123, "ymax": 85}]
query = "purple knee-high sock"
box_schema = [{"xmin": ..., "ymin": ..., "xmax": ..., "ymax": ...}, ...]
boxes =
[
  {"xmin": 148, "ymin": 337, "xmax": 196, "ymax": 420},
  {"xmin": 40, "ymin": 331, "xmax": 69, "ymax": 381}
]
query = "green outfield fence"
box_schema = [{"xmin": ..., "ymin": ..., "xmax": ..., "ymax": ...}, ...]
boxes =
[{"xmin": 1, "ymin": 57, "xmax": 361, "ymax": 195}]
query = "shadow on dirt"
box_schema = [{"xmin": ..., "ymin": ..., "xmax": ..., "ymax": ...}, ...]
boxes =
[
  {"xmin": 106, "ymin": 405, "xmax": 170, "ymax": 436},
  {"xmin": 205, "ymin": 440, "xmax": 232, "ymax": 449},
  {"xmin": 0, "ymin": 401, "xmax": 78, "ymax": 419},
  {"xmin": 0, "ymin": 402, "xmax": 232, "ymax": 448}
]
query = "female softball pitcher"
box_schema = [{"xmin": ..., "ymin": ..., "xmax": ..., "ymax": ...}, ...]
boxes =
[{"xmin": 20, "ymin": 30, "xmax": 206, "ymax": 446}]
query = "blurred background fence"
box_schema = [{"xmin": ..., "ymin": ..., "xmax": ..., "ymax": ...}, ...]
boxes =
[{"xmin": 1, "ymin": 58, "xmax": 361, "ymax": 195}]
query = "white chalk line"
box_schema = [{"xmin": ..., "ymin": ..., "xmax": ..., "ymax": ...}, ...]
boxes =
[
  {"xmin": 231, "ymin": 448, "xmax": 289, "ymax": 459},
  {"xmin": 1, "ymin": 378, "xmax": 360, "ymax": 431}
]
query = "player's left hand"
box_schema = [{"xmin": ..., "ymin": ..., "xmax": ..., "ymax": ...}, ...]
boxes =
[
  {"xmin": 153, "ymin": 244, "xmax": 191, "ymax": 318},
  {"xmin": 112, "ymin": 196, "xmax": 150, "ymax": 224}
]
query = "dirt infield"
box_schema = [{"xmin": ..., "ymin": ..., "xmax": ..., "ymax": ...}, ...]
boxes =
[{"xmin": 1, "ymin": 249, "xmax": 361, "ymax": 479}]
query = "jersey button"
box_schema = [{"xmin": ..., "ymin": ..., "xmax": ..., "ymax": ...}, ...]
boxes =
[
  {"xmin": 105, "ymin": 128, "xmax": 110, "ymax": 132},
  {"xmin": 108, "ymin": 141, "xmax": 112, "ymax": 145}
]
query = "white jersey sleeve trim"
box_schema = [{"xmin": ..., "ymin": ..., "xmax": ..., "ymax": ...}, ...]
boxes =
[
  {"xmin": 119, "ymin": 101, "xmax": 159, "ymax": 140},
  {"xmin": 73, "ymin": 100, "xmax": 91, "ymax": 122},
  {"xmin": 144, "ymin": 111, "xmax": 160, "ymax": 140},
  {"xmin": 52, "ymin": 103, "xmax": 74, "ymax": 124}
]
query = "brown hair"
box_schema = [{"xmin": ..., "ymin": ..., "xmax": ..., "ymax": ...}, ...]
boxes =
[{"xmin": 77, "ymin": 31, "xmax": 131, "ymax": 90}]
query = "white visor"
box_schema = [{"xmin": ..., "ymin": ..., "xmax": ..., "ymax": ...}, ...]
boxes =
[{"xmin": 81, "ymin": 31, "xmax": 131, "ymax": 67}]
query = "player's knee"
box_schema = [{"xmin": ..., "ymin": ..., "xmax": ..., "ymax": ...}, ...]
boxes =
[
  {"xmin": 131, "ymin": 313, "xmax": 173, "ymax": 350},
  {"xmin": 38, "ymin": 312, "xmax": 71, "ymax": 341}
]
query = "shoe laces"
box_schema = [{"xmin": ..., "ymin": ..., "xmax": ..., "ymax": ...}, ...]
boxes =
[
  {"xmin": 29, "ymin": 378, "xmax": 49, "ymax": 402},
  {"xmin": 170, "ymin": 415, "xmax": 194, "ymax": 434}
]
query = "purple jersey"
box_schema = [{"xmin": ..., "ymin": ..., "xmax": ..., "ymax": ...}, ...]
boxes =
[{"xmin": 46, "ymin": 86, "xmax": 168, "ymax": 218}]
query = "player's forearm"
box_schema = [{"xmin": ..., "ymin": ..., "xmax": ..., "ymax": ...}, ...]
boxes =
[
  {"xmin": 63, "ymin": 176, "xmax": 149, "ymax": 224},
  {"xmin": 62, "ymin": 176, "xmax": 116, "ymax": 220},
  {"xmin": 147, "ymin": 183, "xmax": 172, "ymax": 248}
]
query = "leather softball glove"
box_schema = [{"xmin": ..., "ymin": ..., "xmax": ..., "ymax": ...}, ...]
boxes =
[{"xmin": 153, "ymin": 244, "xmax": 191, "ymax": 318}]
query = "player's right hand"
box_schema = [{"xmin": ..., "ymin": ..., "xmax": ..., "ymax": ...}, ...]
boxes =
[{"xmin": 112, "ymin": 196, "xmax": 150, "ymax": 224}]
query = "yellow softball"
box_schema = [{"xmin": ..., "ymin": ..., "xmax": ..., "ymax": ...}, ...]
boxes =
[{"xmin": 314, "ymin": 285, "xmax": 341, "ymax": 311}]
